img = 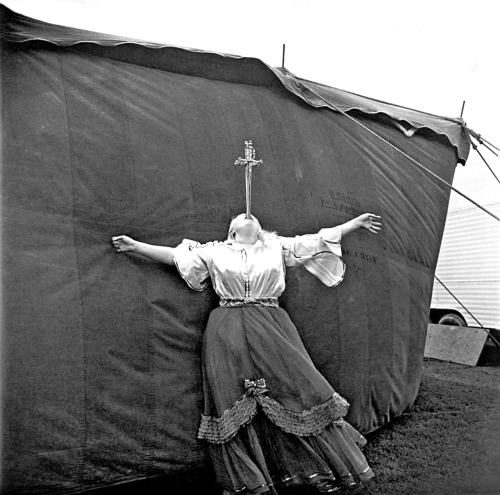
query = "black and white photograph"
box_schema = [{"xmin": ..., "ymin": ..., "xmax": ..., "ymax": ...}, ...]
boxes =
[{"xmin": 0, "ymin": 1, "xmax": 499, "ymax": 494}]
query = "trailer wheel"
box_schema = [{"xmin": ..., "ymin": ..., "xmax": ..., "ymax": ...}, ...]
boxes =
[{"xmin": 437, "ymin": 313, "xmax": 467, "ymax": 326}]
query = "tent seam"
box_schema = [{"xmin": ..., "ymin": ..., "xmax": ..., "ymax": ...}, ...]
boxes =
[{"xmin": 57, "ymin": 52, "xmax": 88, "ymax": 483}]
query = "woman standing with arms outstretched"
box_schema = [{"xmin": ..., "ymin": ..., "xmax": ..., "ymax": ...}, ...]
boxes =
[{"xmin": 112, "ymin": 212, "xmax": 381, "ymax": 494}]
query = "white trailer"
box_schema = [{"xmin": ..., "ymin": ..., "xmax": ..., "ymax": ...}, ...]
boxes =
[{"xmin": 430, "ymin": 202, "xmax": 500, "ymax": 332}]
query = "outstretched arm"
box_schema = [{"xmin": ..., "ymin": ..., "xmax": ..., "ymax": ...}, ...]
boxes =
[
  {"xmin": 112, "ymin": 235, "xmax": 175, "ymax": 265},
  {"xmin": 335, "ymin": 213, "xmax": 382, "ymax": 237}
]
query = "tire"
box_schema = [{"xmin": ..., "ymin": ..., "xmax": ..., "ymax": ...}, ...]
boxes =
[{"xmin": 437, "ymin": 313, "xmax": 467, "ymax": 326}]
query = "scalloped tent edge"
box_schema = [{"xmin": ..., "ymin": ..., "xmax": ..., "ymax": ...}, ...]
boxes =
[{"xmin": 0, "ymin": 3, "xmax": 470, "ymax": 165}]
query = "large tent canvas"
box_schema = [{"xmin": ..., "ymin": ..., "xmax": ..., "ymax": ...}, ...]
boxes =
[{"xmin": 0, "ymin": 5, "xmax": 471, "ymax": 494}]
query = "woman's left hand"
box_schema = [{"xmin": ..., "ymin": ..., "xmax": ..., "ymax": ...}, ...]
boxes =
[{"xmin": 357, "ymin": 213, "xmax": 382, "ymax": 234}]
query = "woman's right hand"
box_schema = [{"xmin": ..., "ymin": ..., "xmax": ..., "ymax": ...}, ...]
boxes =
[{"xmin": 112, "ymin": 235, "xmax": 137, "ymax": 253}]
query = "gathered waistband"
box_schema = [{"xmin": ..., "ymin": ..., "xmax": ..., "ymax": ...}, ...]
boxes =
[{"xmin": 219, "ymin": 297, "xmax": 279, "ymax": 308}]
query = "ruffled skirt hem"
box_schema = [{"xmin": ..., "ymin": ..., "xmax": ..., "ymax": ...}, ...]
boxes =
[
  {"xmin": 205, "ymin": 407, "xmax": 373, "ymax": 494},
  {"xmin": 198, "ymin": 383, "xmax": 349, "ymax": 444}
]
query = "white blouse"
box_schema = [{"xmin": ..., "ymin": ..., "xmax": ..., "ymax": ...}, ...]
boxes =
[{"xmin": 172, "ymin": 227, "xmax": 345, "ymax": 298}]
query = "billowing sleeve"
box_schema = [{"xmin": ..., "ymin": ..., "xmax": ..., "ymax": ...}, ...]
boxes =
[
  {"xmin": 279, "ymin": 227, "xmax": 345, "ymax": 287},
  {"xmin": 172, "ymin": 239, "xmax": 211, "ymax": 291}
]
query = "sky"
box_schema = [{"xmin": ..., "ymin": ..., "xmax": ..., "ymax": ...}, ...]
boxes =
[{"xmin": 3, "ymin": 0, "xmax": 499, "ymax": 213}]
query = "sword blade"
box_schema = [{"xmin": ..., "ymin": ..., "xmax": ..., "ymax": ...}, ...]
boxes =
[{"xmin": 245, "ymin": 164, "xmax": 252, "ymax": 219}]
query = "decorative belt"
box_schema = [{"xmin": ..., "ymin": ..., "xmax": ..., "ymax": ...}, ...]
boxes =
[{"xmin": 220, "ymin": 297, "xmax": 279, "ymax": 308}]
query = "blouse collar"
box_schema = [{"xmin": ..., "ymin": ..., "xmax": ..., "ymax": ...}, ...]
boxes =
[{"xmin": 225, "ymin": 239, "xmax": 264, "ymax": 250}]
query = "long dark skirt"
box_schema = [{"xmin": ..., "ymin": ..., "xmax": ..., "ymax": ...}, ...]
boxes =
[{"xmin": 198, "ymin": 306, "xmax": 374, "ymax": 494}]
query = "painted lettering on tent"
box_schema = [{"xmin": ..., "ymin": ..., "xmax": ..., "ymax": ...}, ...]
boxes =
[{"xmin": 0, "ymin": 6, "xmax": 470, "ymax": 494}]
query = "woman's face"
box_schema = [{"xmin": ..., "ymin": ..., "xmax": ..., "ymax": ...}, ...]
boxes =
[{"xmin": 230, "ymin": 214, "xmax": 261, "ymax": 238}]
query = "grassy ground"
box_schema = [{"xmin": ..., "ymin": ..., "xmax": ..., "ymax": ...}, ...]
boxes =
[
  {"xmin": 363, "ymin": 342, "xmax": 500, "ymax": 495},
  {"xmin": 93, "ymin": 342, "xmax": 500, "ymax": 495}
]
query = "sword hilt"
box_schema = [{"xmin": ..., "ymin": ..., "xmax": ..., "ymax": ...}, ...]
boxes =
[{"xmin": 234, "ymin": 141, "xmax": 263, "ymax": 219}]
